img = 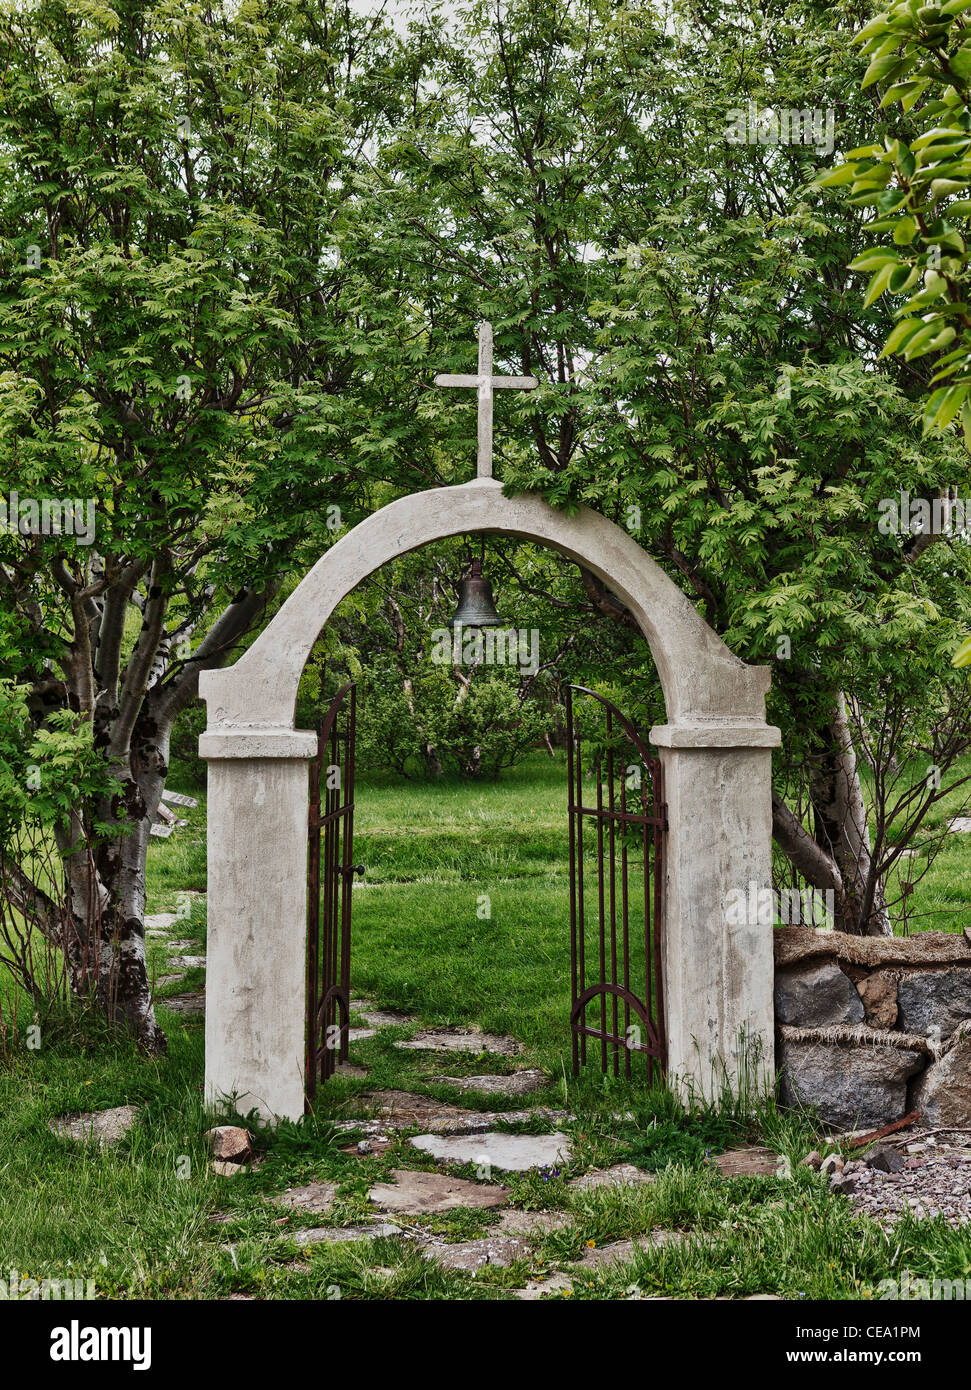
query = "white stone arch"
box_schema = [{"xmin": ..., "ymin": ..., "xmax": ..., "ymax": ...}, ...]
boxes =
[{"xmin": 200, "ymin": 478, "xmax": 780, "ymax": 1119}]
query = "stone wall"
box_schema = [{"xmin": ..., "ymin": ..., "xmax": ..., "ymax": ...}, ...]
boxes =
[{"xmin": 774, "ymin": 927, "xmax": 971, "ymax": 1131}]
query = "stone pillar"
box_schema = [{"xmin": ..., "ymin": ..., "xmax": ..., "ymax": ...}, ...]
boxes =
[
  {"xmin": 199, "ymin": 730, "xmax": 317, "ymax": 1121},
  {"xmin": 650, "ymin": 723, "xmax": 781, "ymax": 1105}
]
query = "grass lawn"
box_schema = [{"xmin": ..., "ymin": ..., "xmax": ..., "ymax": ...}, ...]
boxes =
[{"xmin": 1, "ymin": 754, "xmax": 971, "ymax": 1300}]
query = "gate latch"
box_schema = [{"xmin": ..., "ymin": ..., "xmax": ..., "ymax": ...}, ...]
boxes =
[{"xmin": 337, "ymin": 864, "xmax": 365, "ymax": 878}]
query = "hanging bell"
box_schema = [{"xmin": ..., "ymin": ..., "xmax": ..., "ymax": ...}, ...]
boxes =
[{"xmin": 450, "ymin": 558, "xmax": 504, "ymax": 629}]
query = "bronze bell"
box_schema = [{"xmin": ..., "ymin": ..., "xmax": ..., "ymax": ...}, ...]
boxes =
[{"xmin": 451, "ymin": 557, "xmax": 504, "ymax": 628}]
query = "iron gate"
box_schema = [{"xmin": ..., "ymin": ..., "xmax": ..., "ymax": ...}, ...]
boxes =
[
  {"xmin": 306, "ymin": 681, "xmax": 363, "ymax": 1106},
  {"xmin": 565, "ymin": 685, "xmax": 667, "ymax": 1081}
]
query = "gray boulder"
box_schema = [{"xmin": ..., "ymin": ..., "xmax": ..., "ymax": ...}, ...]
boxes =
[
  {"xmin": 774, "ymin": 960, "xmax": 864, "ymax": 1026},
  {"xmin": 778, "ymin": 1039, "xmax": 925, "ymax": 1130},
  {"xmin": 896, "ymin": 968, "xmax": 971, "ymax": 1040},
  {"xmin": 911, "ymin": 1038, "xmax": 971, "ymax": 1128}
]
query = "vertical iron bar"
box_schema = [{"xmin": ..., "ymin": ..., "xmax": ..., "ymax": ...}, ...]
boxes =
[
  {"xmin": 621, "ymin": 743, "xmax": 631, "ymax": 1079},
  {"xmin": 574, "ymin": 706, "xmax": 586, "ymax": 1067},
  {"xmin": 595, "ymin": 745, "xmax": 607, "ymax": 1074},
  {"xmin": 606, "ymin": 709, "xmax": 618, "ymax": 1076},
  {"xmin": 305, "ymin": 732, "xmax": 322, "ymax": 1106},
  {"xmin": 566, "ymin": 687, "xmax": 579, "ymax": 1078}
]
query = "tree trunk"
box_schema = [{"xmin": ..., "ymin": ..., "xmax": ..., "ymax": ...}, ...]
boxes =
[{"xmin": 808, "ymin": 693, "xmax": 891, "ymax": 937}]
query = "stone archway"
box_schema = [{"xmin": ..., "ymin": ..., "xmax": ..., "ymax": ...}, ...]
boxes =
[{"xmin": 200, "ymin": 477, "xmax": 780, "ymax": 1120}]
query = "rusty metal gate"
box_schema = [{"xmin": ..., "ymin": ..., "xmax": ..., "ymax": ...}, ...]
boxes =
[
  {"xmin": 306, "ymin": 681, "xmax": 363, "ymax": 1106},
  {"xmin": 565, "ymin": 685, "xmax": 666, "ymax": 1081}
]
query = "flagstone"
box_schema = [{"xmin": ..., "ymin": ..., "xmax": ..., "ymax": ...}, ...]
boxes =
[
  {"xmin": 431, "ymin": 1070, "xmax": 547, "ymax": 1097},
  {"xmin": 421, "ymin": 1235, "xmax": 532, "ymax": 1272},
  {"xmin": 49, "ymin": 1105, "xmax": 140, "ymax": 1146},
  {"xmin": 409, "ymin": 1129, "xmax": 572, "ymax": 1172},
  {"xmin": 369, "ymin": 1168, "xmax": 509, "ymax": 1214},
  {"xmin": 569, "ymin": 1163, "xmax": 654, "ymax": 1192},
  {"xmin": 395, "ymin": 1028, "xmax": 522, "ymax": 1056},
  {"xmin": 271, "ymin": 1182, "xmax": 338, "ymax": 1214}
]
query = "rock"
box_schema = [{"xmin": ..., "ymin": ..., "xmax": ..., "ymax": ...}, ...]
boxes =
[
  {"xmin": 369, "ymin": 1168, "xmax": 509, "ymax": 1214},
  {"xmin": 158, "ymin": 992, "xmax": 205, "ymax": 1014},
  {"xmin": 495, "ymin": 1209, "xmax": 574, "ymax": 1235},
  {"xmin": 774, "ymin": 960, "xmax": 864, "ymax": 1026},
  {"xmin": 711, "ymin": 1146, "xmax": 781, "ymax": 1177},
  {"xmin": 569, "ymin": 1163, "xmax": 654, "ymax": 1191},
  {"xmin": 912, "ymin": 1037, "xmax": 971, "ymax": 1128},
  {"xmin": 422, "ymin": 1236, "xmax": 531, "ymax": 1271},
  {"xmin": 48, "ymin": 1105, "xmax": 140, "ymax": 1146},
  {"xmin": 290, "ymin": 1222, "xmax": 405, "ymax": 1244},
  {"xmin": 576, "ymin": 1231, "xmax": 683, "ymax": 1268},
  {"xmin": 800, "ymin": 1150, "xmax": 823, "ymax": 1171},
  {"xmin": 856, "ymin": 972, "xmax": 899, "ymax": 1030},
  {"xmin": 144, "ymin": 913, "xmax": 179, "ymax": 930},
  {"xmin": 213, "ymin": 1160, "xmax": 248, "ymax": 1177},
  {"xmin": 348, "ymin": 1028, "xmax": 376, "ymax": 1043},
  {"xmin": 168, "ymin": 955, "xmax": 206, "ymax": 969},
  {"xmin": 334, "ymin": 1106, "xmax": 569, "ymax": 1139},
  {"xmin": 897, "ymin": 969, "xmax": 971, "ymax": 1040},
  {"xmin": 948, "ymin": 817, "xmax": 971, "ymax": 833},
  {"xmin": 355, "ymin": 1009, "xmax": 416, "ymax": 1027},
  {"xmin": 515, "ymin": 1272, "xmax": 576, "ymax": 1300},
  {"xmin": 354, "ymin": 1090, "xmax": 480, "ymax": 1130},
  {"xmin": 409, "ymin": 1130, "xmax": 572, "ymax": 1173},
  {"xmin": 868, "ymin": 1146, "xmax": 905, "ymax": 1173},
  {"xmin": 829, "ymin": 1173, "xmax": 858, "ymax": 1195},
  {"xmin": 163, "ymin": 939, "xmax": 198, "ymax": 951},
  {"xmin": 820, "ymin": 1154, "xmax": 844, "ymax": 1176},
  {"xmin": 204, "ymin": 1126, "xmax": 253, "ymax": 1163},
  {"xmin": 778, "ymin": 1039, "xmax": 925, "ymax": 1130},
  {"xmin": 395, "ymin": 1028, "xmax": 522, "ymax": 1056},
  {"xmin": 432, "ymin": 1070, "xmax": 547, "ymax": 1098},
  {"xmin": 272, "ymin": 1182, "xmax": 338, "ymax": 1214}
]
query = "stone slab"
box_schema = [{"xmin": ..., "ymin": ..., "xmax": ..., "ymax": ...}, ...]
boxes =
[
  {"xmin": 570, "ymin": 1163, "xmax": 654, "ymax": 1192},
  {"xmin": 291, "ymin": 1222, "xmax": 406, "ymax": 1244},
  {"xmin": 49, "ymin": 1105, "xmax": 139, "ymax": 1146},
  {"xmin": 395, "ymin": 1028, "xmax": 522, "ymax": 1056},
  {"xmin": 432, "ymin": 1070, "xmax": 547, "ymax": 1097},
  {"xmin": 271, "ymin": 1182, "xmax": 338, "ymax": 1214},
  {"xmin": 353, "ymin": 1091, "xmax": 480, "ymax": 1130},
  {"xmin": 158, "ymin": 992, "xmax": 205, "ymax": 1014},
  {"xmin": 495, "ymin": 1208, "xmax": 574, "ymax": 1236},
  {"xmin": 144, "ymin": 913, "xmax": 180, "ymax": 930},
  {"xmin": 421, "ymin": 1235, "xmax": 531, "ymax": 1272},
  {"xmin": 576, "ymin": 1230, "xmax": 684, "ymax": 1268},
  {"xmin": 169, "ymin": 955, "xmax": 206, "ymax": 969},
  {"xmin": 356, "ymin": 1009, "xmax": 416, "ymax": 1027},
  {"xmin": 409, "ymin": 1130, "xmax": 572, "ymax": 1173},
  {"xmin": 370, "ymin": 1168, "xmax": 509, "ymax": 1213},
  {"xmin": 711, "ymin": 1146, "xmax": 782, "ymax": 1178}
]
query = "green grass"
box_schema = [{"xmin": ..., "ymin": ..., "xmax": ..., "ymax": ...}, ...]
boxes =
[{"xmin": 2, "ymin": 753, "xmax": 971, "ymax": 1300}]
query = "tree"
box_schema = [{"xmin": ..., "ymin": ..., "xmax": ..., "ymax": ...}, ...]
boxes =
[
  {"xmin": 355, "ymin": 0, "xmax": 971, "ymax": 932},
  {"xmin": 0, "ymin": 0, "xmax": 415, "ymax": 1048}
]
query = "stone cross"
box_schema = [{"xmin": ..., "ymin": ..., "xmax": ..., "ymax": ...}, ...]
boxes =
[{"xmin": 434, "ymin": 321, "xmax": 538, "ymax": 479}]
